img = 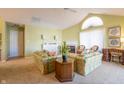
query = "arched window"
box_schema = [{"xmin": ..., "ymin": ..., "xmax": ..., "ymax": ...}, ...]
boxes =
[{"xmin": 82, "ymin": 16, "xmax": 103, "ymax": 30}]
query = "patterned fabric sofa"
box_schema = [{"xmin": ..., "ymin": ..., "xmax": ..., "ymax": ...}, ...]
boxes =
[
  {"xmin": 33, "ymin": 51, "xmax": 61, "ymax": 74},
  {"xmin": 68, "ymin": 52, "xmax": 103, "ymax": 76}
]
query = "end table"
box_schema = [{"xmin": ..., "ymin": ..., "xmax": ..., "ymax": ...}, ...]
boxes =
[{"xmin": 55, "ymin": 59, "xmax": 74, "ymax": 82}]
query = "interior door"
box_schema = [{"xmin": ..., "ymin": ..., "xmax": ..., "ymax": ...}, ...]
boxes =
[{"xmin": 9, "ymin": 30, "xmax": 19, "ymax": 57}]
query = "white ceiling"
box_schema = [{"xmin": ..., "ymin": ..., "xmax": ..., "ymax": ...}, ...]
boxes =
[{"xmin": 0, "ymin": 8, "xmax": 124, "ymax": 30}]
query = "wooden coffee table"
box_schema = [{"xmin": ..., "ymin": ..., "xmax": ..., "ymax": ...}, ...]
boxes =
[{"xmin": 55, "ymin": 58, "xmax": 74, "ymax": 82}]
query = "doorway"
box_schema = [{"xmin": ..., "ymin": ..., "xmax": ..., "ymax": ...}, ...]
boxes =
[
  {"xmin": 9, "ymin": 30, "xmax": 19, "ymax": 57},
  {"xmin": 7, "ymin": 22, "xmax": 25, "ymax": 60}
]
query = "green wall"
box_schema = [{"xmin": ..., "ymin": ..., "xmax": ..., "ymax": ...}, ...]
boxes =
[
  {"xmin": 25, "ymin": 25, "xmax": 62, "ymax": 56},
  {"xmin": 0, "ymin": 17, "xmax": 7, "ymax": 61},
  {"xmin": 62, "ymin": 14, "xmax": 124, "ymax": 48},
  {"xmin": 62, "ymin": 23, "xmax": 81, "ymax": 45}
]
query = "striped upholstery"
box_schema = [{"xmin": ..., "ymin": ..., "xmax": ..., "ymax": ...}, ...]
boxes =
[{"xmin": 68, "ymin": 52, "xmax": 103, "ymax": 76}]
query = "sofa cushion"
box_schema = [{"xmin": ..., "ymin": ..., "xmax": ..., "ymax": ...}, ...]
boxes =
[
  {"xmin": 48, "ymin": 51, "xmax": 56, "ymax": 56},
  {"xmin": 42, "ymin": 52, "xmax": 48, "ymax": 57}
]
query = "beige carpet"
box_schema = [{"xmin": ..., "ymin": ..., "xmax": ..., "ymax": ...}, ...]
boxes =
[{"xmin": 0, "ymin": 57, "xmax": 124, "ymax": 84}]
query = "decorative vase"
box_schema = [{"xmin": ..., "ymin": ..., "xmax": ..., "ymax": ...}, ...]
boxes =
[{"xmin": 62, "ymin": 55, "xmax": 67, "ymax": 62}]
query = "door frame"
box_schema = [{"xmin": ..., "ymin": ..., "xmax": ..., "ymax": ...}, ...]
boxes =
[{"xmin": 6, "ymin": 23, "xmax": 25, "ymax": 60}]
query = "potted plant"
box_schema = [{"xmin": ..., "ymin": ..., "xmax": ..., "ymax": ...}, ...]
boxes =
[{"xmin": 62, "ymin": 41, "xmax": 70, "ymax": 62}]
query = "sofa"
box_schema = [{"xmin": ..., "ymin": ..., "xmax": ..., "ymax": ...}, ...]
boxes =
[
  {"xmin": 33, "ymin": 50, "xmax": 103, "ymax": 76},
  {"xmin": 68, "ymin": 52, "xmax": 103, "ymax": 76},
  {"xmin": 33, "ymin": 50, "xmax": 61, "ymax": 74}
]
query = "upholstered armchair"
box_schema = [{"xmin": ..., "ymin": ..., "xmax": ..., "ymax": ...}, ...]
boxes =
[{"xmin": 90, "ymin": 45, "xmax": 99, "ymax": 52}]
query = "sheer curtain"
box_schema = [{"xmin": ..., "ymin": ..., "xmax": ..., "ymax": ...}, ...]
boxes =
[{"xmin": 80, "ymin": 28, "xmax": 104, "ymax": 51}]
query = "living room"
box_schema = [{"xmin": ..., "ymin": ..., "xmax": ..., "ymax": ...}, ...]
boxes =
[{"xmin": 0, "ymin": 8, "xmax": 124, "ymax": 84}]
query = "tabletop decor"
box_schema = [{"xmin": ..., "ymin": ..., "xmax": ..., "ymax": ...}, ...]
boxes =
[{"xmin": 62, "ymin": 41, "xmax": 70, "ymax": 62}]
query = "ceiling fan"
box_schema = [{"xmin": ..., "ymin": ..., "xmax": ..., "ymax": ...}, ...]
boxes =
[{"xmin": 64, "ymin": 8, "xmax": 77, "ymax": 13}]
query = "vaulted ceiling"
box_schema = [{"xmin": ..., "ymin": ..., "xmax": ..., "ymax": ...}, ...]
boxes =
[{"xmin": 0, "ymin": 8, "xmax": 124, "ymax": 29}]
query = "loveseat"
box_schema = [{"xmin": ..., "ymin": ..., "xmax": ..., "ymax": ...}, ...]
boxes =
[
  {"xmin": 33, "ymin": 50, "xmax": 61, "ymax": 74},
  {"xmin": 68, "ymin": 52, "xmax": 103, "ymax": 76}
]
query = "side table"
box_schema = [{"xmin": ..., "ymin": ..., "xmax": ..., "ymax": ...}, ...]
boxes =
[{"xmin": 55, "ymin": 59, "xmax": 74, "ymax": 82}]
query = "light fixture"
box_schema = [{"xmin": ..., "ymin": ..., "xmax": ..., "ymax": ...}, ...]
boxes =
[
  {"xmin": 64, "ymin": 8, "xmax": 77, "ymax": 13},
  {"xmin": 41, "ymin": 34, "xmax": 44, "ymax": 40},
  {"xmin": 54, "ymin": 35, "xmax": 56, "ymax": 40}
]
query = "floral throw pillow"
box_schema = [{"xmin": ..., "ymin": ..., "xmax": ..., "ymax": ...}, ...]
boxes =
[{"xmin": 48, "ymin": 51, "xmax": 56, "ymax": 56}]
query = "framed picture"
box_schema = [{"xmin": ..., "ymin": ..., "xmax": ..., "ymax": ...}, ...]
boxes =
[
  {"xmin": 109, "ymin": 38, "xmax": 121, "ymax": 47},
  {"xmin": 108, "ymin": 26, "xmax": 121, "ymax": 37}
]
